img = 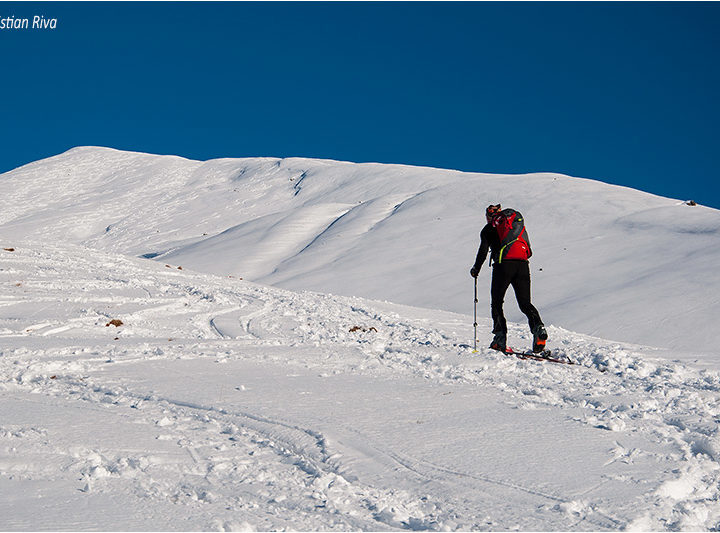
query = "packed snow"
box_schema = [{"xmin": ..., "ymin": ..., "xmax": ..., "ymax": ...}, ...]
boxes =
[{"xmin": 1, "ymin": 147, "xmax": 720, "ymax": 531}]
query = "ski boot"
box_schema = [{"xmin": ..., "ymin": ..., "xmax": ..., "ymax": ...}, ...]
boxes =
[
  {"xmin": 532, "ymin": 324, "xmax": 548, "ymax": 353},
  {"xmin": 489, "ymin": 332, "xmax": 507, "ymax": 352}
]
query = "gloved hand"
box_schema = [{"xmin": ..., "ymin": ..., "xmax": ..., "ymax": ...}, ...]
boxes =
[{"xmin": 470, "ymin": 266, "xmax": 479, "ymax": 278}]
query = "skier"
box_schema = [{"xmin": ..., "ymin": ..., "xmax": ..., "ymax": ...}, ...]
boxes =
[{"xmin": 470, "ymin": 204, "xmax": 548, "ymax": 353}]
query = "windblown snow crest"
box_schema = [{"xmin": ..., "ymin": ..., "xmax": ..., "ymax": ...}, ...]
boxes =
[
  {"xmin": 1, "ymin": 241, "xmax": 720, "ymax": 530},
  {"xmin": 2, "ymin": 146, "xmax": 720, "ymax": 353}
]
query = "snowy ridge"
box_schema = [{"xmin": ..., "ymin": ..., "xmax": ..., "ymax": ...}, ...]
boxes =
[
  {"xmin": 2, "ymin": 241, "xmax": 720, "ymax": 530},
  {"xmin": 2, "ymin": 147, "xmax": 720, "ymax": 353}
]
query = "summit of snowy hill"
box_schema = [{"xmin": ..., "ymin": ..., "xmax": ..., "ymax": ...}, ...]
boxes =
[{"xmin": 2, "ymin": 146, "xmax": 719, "ymax": 355}]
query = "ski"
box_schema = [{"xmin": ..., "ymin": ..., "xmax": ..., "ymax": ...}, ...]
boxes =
[
  {"xmin": 501, "ymin": 347, "xmax": 574, "ymax": 365},
  {"xmin": 458, "ymin": 343, "xmax": 575, "ymax": 365}
]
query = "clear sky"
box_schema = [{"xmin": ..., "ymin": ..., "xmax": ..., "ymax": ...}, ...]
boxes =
[{"xmin": 2, "ymin": 2, "xmax": 719, "ymax": 208}]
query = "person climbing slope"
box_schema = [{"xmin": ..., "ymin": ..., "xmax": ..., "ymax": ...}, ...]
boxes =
[{"xmin": 470, "ymin": 204, "xmax": 548, "ymax": 353}]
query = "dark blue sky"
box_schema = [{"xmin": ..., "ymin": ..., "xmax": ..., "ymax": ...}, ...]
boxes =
[{"xmin": 2, "ymin": 2, "xmax": 719, "ymax": 208}]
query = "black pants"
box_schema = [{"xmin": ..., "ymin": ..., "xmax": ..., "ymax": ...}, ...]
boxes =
[{"xmin": 491, "ymin": 261, "xmax": 543, "ymax": 335}]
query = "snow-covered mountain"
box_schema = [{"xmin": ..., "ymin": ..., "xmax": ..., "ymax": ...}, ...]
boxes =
[
  {"xmin": 2, "ymin": 147, "xmax": 720, "ymax": 531},
  {"xmin": 2, "ymin": 146, "xmax": 719, "ymax": 353}
]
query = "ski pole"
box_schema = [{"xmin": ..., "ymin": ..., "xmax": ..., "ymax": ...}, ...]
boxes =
[{"xmin": 473, "ymin": 276, "xmax": 478, "ymax": 352}]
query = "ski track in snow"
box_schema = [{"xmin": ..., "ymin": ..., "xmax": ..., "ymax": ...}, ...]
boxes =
[{"xmin": 2, "ymin": 242, "xmax": 720, "ymax": 531}]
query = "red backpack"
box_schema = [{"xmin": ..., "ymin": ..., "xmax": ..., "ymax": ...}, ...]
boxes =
[{"xmin": 491, "ymin": 208, "xmax": 532, "ymax": 262}]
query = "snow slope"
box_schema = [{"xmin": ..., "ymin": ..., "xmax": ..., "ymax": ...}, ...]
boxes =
[
  {"xmin": 0, "ymin": 242, "xmax": 720, "ymax": 530},
  {"xmin": 1, "ymin": 241, "xmax": 720, "ymax": 531},
  {"xmin": 2, "ymin": 147, "xmax": 720, "ymax": 354},
  {"xmin": 2, "ymin": 147, "xmax": 720, "ymax": 531}
]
